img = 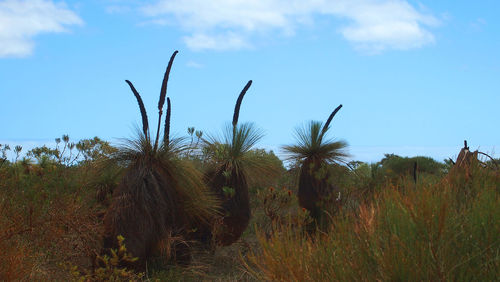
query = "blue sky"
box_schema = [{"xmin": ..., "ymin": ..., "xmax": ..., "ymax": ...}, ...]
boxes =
[{"xmin": 0, "ymin": 0, "xmax": 499, "ymax": 162}]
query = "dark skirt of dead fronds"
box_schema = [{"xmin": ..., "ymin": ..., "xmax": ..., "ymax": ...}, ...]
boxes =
[
  {"xmin": 197, "ymin": 165, "xmax": 251, "ymax": 247},
  {"xmin": 102, "ymin": 159, "xmax": 192, "ymax": 269},
  {"xmin": 298, "ymin": 159, "xmax": 339, "ymax": 230}
]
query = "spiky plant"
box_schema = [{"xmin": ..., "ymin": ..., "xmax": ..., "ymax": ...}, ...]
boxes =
[
  {"xmin": 283, "ymin": 105, "xmax": 348, "ymax": 227},
  {"xmin": 103, "ymin": 51, "xmax": 218, "ymax": 268},
  {"xmin": 200, "ymin": 81, "xmax": 275, "ymax": 246}
]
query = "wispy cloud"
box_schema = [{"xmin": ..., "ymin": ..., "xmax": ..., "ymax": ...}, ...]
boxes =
[
  {"xmin": 185, "ymin": 60, "xmax": 204, "ymax": 68},
  {"xmin": 469, "ymin": 17, "xmax": 486, "ymax": 32},
  {"xmin": 105, "ymin": 5, "xmax": 132, "ymax": 14},
  {"xmin": 139, "ymin": 0, "xmax": 439, "ymax": 53},
  {"xmin": 0, "ymin": 0, "xmax": 83, "ymax": 58}
]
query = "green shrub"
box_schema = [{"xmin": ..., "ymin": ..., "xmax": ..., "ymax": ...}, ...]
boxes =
[{"xmin": 70, "ymin": 235, "xmax": 144, "ymax": 281}]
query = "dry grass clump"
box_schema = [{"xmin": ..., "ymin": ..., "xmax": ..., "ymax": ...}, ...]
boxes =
[
  {"xmin": 0, "ymin": 200, "xmax": 36, "ymax": 281},
  {"xmin": 0, "ymin": 163, "xmax": 104, "ymax": 280},
  {"xmin": 245, "ymin": 161, "xmax": 500, "ymax": 281}
]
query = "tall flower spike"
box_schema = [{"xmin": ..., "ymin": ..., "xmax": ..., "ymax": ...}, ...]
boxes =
[
  {"xmin": 125, "ymin": 80, "xmax": 149, "ymax": 139},
  {"xmin": 155, "ymin": 50, "xmax": 179, "ymax": 151},
  {"xmin": 320, "ymin": 104, "xmax": 342, "ymax": 141},
  {"xmin": 232, "ymin": 80, "xmax": 252, "ymax": 128},
  {"xmin": 158, "ymin": 50, "xmax": 179, "ymax": 112},
  {"xmin": 164, "ymin": 97, "xmax": 171, "ymax": 146}
]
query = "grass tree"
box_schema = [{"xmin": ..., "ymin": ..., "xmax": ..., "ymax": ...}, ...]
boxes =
[
  {"xmin": 103, "ymin": 51, "xmax": 218, "ymax": 267},
  {"xmin": 201, "ymin": 81, "xmax": 276, "ymax": 246},
  {"xmin": 283, "ymin": 105, "xmax": 348, "ymax": 228}
]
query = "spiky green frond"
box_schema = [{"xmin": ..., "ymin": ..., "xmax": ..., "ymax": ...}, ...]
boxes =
[
  {"xmin": 203, "ymin": 123, "xmax": 282, "ymax": 184},
  {"xmin": 111, "ymin": 128, "xmax": 185, "ymax": 165},
  {"xmin": 164, "ymin": 157, "xmax": 221, "ymax": 224},
  {"xmin": 204, "ymin": 123, "xmax": 263, "ymax": 167},
  {"xmin": 111, "ymin": 129, "xmax": 219, "ymax": 224},
  {"xmin": 283, "ymin": 121, "xmax": 349, "ymax": 164}
]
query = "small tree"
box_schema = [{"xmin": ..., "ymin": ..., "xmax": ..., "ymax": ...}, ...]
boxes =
[
  {"xmin": 103, "ymin": 51, "xmax": 218, "ymax": 267},
  {"xmin": 201, "ymin": 81, "xmax": 278, "ymax": 246},
  {"xmin": 283, "ymin": 105, "xmax": 348, "ymax": 229}
]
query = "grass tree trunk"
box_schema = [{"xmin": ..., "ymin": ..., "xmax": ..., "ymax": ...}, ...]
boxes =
[
  {"xmin": 196, "ymin": 80, "xmax": 255, "ymax": 248},
  {"xmin": 298, "ymin": 158, "xmax": 338, "ymax": 230},
  {"xmin": 103, "ymin": 160, "xmax": 176, "ymax": 268},
  {"xmin": 204, "ymin": 165, "xmax": 250, "ymax": 246}
]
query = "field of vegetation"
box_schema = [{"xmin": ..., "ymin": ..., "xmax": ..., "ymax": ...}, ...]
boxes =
[{"xmin": 1, "ymin": 52, "xmax": 498, "ymax": 281}]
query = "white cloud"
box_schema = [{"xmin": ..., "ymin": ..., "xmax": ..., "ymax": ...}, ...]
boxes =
[
  {"xmin": 183, "ymin": 32, "xmax": 249, "ymax": 51},
  {"xmin": 141, "ymin": 0, "xmax": 292, "ymax": 31},
  {"xmin": 334, "ymin": 1, "xmax": 438, "ymax": 52},
  {"xmin": 0, "ymin": 0, "xmax": 83, "ymax": 58},
  {"xmin": 139, "ymin": 0, "xmax": 439, "ymax": 53}
]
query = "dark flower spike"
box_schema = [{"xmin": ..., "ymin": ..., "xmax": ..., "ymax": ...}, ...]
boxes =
[
  {"xmin": 232, "ymin": 80, "xmax": 252, "ymax": 128},
  {"xmin": 125, "ymin": 80, "xmax": 149, "ymax": 139},
  {"xmin": 155, "ymin": 50, "xmax": 179, "ymax": 151},
  {"xmin": 164, "ymin": 97, "xmax": 171, "ymax": 146},
  {"xmin": 320, "ymin": 104, "xmax": 342, "ymax": 141},
  {"xmin": 158, "ymin": 50, "xmax": 179, "ymax": 112}
]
